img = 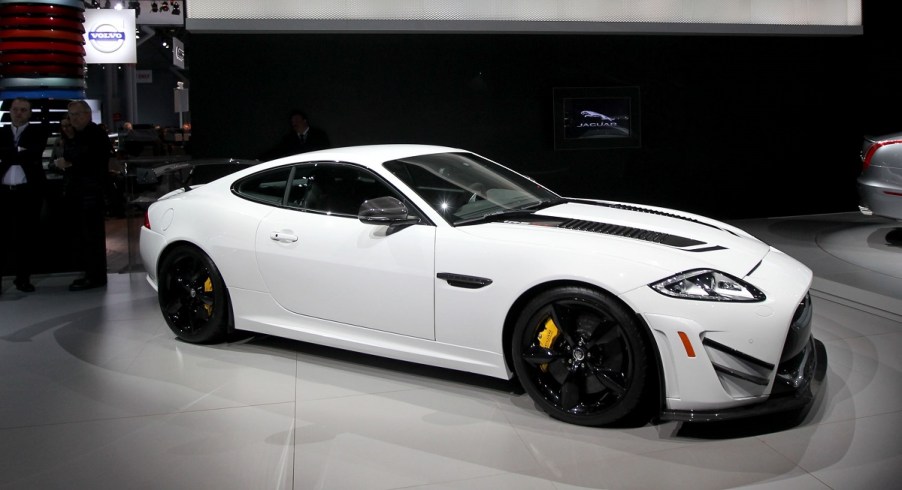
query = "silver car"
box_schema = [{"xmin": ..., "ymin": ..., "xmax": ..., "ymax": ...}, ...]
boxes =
[{"xmin": 858, "ymin": 133, "xmax": 902, "ymax": 221}]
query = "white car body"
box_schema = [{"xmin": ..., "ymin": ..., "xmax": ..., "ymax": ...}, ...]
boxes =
[{"xmin": 141, "ymin": 145, "xmax": 825, "ymax": 425}]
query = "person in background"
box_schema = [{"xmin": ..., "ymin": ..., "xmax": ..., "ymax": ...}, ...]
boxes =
[
  {"xmin": 50, "ymin": 115, "xmax": 75, "ymax": 161},
  {"xmin": 260, "ymin": 109, "xmax": 331, "ymax": 160},
  {"xmin": 53, "ymin": 100, "xmax": 114, "ymax": 291},
  {"xmin": 0, "ymin": 97, "xmax": 48, "ymax": 293}
]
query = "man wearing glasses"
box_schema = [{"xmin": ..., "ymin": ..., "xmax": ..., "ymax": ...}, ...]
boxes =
[
  {"xmin": 53, "ymin": 100, "xmax": 114, "ymax": 291},
  {"xmin": 0, "ymin": 98, "xmax": 48, "ymax": 294}
]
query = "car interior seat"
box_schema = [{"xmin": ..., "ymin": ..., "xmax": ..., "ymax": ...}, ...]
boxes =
[{"xmin": 304, "ymin": 167, "xmax": 361, "ymax": 215}]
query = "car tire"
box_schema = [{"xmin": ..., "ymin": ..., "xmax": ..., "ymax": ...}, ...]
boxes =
[
  {"xmin": 158, "ymin": 246, "xmax": 231, "ymax": 344},
  {"xmin": 511, "ymin": 286, "xmax": 650, "ymax": 426}
]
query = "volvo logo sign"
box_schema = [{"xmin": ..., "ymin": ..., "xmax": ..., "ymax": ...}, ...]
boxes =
[
  {"xmin": 83, "ymin": 9, "xmax": 136, "ymax": 64},
  {"xmin": 88, "ymin": 24, "xmax": 127, "ymax": 53}
]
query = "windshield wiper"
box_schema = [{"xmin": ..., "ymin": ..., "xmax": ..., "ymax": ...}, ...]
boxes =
[
  {"xmin": 519, "ymin": 197, "xmax": 566, "ymax": 210},
  {"xmin": 454, "ymin": 209, "xmax": 533, "ymax": 226},
  {"xmin": 454, "ymin": 198, "xmax": 566, "ymax": 226}
]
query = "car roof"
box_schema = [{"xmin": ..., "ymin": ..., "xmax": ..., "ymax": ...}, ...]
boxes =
[{"xmin": 263, "ymin": 144, "xmax": 465, "ymax": 170}]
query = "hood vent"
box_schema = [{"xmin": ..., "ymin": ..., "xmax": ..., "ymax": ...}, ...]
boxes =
[
  {"xmin": 572, "ymin": 199, "xmax": 723, "ymax": 231},
  {"xmin": 558, "ymin": 218, "xmax": 724, "ymax": 251}
]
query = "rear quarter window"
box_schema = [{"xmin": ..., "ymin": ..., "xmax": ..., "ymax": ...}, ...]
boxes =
[{"xmin": 233, "ymin": 167, "xmax": 292, "ymax": 205}]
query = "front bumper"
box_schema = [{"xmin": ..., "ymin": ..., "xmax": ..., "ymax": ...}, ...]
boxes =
[{"xmin": 660, "ymin": 336, "xmax": 827, "ymax": 423}]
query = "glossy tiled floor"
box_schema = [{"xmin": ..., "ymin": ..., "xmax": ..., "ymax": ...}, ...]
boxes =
[{"xmin": 1, "ymin": 212, "xmax": 900, "ymax": 489}]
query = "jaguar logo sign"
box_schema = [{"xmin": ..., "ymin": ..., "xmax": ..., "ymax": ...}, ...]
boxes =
[{"xmin": 577, "ymin": 110, "xmax": 620, "ymax": 128}]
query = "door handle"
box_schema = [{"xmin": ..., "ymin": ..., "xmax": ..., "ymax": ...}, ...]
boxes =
[{"xmin": 270, "ymin": 232, "xmax": 299, "ymax": 243}]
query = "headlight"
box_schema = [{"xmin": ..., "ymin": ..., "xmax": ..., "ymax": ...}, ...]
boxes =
[{"xmin": 650, "ymin": 269, "xmax": 765, "ymax": 302}]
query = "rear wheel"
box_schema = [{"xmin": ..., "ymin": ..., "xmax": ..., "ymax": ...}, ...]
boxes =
[
  {"xmin": 158, "ymin": 246, "xmax": 230, "ymax": 343},
  {"xmin": 511, "ymin": 286, "xmax": 649, "ymax": 426}
]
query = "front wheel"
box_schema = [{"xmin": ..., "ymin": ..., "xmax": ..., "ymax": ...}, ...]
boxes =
[
  {"xmin": 157, "ymin": 246, "xmax": 231, "ymax": 343},
  {"xmin": 511, "ymin": 286, "xmax": 650, "ymax": 426}
]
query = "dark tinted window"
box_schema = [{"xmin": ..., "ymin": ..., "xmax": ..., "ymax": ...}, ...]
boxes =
[
  {"xmin": 233, "ymin": 167, "xmax": 292, "ymax": 205},
  {"xmin": 295, "ymin": 163, "xmax": 402, "ymax": 216}
]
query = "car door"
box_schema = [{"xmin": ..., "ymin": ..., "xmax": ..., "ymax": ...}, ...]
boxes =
[{"xmin": 254, "ymin": 163, "xmax": 437, "ymax": 340}]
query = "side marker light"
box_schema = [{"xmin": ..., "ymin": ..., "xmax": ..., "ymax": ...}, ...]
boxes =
[{"xmin": 678, "ymin": 331, "xmax": 696, "ymax": 358}]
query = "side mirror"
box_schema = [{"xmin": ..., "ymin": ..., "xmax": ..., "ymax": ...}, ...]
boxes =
[{"xmin": 359, "ymin": 196, "xmax": 420, "ymax": 231}]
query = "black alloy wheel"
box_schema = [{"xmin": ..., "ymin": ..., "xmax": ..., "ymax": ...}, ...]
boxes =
[
  {"xmin": 158, "ymin": 246, "xmax": 230, "ymax": 343},
  {"xmin": 512, "ymin": 286, "xmax": 649, "ymax": 426}
]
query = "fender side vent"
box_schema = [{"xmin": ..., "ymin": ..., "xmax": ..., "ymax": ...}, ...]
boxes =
[{"xmin": 437, "ymin": 272, "xmax": 493, "ymax": 289}]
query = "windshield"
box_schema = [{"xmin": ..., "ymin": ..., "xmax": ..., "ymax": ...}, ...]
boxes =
[{"xmin": 383, "ymin": 152, "xmax": 561, "ymax": 225}]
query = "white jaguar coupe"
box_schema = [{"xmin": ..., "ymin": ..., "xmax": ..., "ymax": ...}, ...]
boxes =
[{"xmin": 140, "ymin": 145, "xmax": 826, "ymax": 426}]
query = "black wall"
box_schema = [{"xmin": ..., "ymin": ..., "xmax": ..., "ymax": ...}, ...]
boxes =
[{"xmin": 187, "ymin": 8, "xmax": 896, "ymax": 220}]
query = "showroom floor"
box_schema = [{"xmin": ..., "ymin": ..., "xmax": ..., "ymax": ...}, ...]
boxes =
[{"xmin": 1, "ymin": 212, "xmax": 900, "ymax": 489}]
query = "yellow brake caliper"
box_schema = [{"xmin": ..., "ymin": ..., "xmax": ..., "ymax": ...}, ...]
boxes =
[
  {"xmin": 536, "ymin": 317, "xmax": 560, "ymax": 372},
  {"xmin": 203, "ymin": 277, "xmax": 214, "ymax": 317}
]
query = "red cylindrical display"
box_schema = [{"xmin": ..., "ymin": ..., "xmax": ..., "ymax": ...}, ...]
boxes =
[{"xmin": 0, "ymin": 0, "xmax": 87, "ymax": 101}]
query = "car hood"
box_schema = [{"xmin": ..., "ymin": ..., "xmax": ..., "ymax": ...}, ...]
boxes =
[{"xmin": 460, "ymin": 200, "xmax": 771, "ymax": 278}]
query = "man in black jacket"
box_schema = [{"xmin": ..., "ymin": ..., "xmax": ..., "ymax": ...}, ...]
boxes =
[
  {"xmin": 0, "ymin": 98, "xmax": 48, "ymax": 293},
  {"xmin": 260, "ymin": 109, "xmax": 331, "ymax": 160},
  {"xmin": 53, "ymin": 100, "xmax": 113, "ymax": 291}
]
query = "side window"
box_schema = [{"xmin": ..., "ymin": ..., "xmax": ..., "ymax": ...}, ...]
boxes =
[
  {"xmin": 285, "ymin": 168, "xmax": 312, "ymax": 208},
  {"xmin": 233, "ymin": 167, "xmax": 292, "ymax": 205},
  {"xmin": 300, "ymin": 164, "xmax": 401, "ymax": 216}
]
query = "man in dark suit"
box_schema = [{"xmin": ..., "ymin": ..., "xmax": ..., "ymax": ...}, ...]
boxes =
[
  {"xmin": 53, "ymin": 100, "xmax": 113, "ymax": 291},
  {"xmin": 260, "ymin": 109, "xmax": 331, "ymax": 160},
  {"xmin": 0, "ymin": 98, "xmax": 48, "ymax": 293}
]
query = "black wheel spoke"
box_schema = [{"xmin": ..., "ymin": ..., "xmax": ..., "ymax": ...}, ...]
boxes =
[
  {"xmin": 589, "ymin": 367, "xmax": 627, "ymax": 396},
  {"xmin": 597, "ymin": 323, "xmax": 619, "ymax": 345},
  {"xmin": 575, "ymin": 312, "xmax": 601, "ymax": 339},
  {"xmin": 192, "ymin": 305, "xmax": 209, "ymax": 322},
  {"xmin": 522, "ymin": 345, "xmax": 558, "ymax": 366},
  {"xmin": 163, "ymin": 297, "xmax": 182, "ymax": 315},
  {"xmin": 583, "ymin": 372, "xmax": 605, "ymax": 394},
  {"xmin": 549, "ymin": 303, "xmax": 578, "ymax": 348},
  {"xmin": 548, "ymin": 358, "xmax": 571, "ymax": 384},
  {"xmin": 188, "ymin": 264, "xmax": 204, "ymax": 284},
  {"xmin": 584, "ymin": 319, "xmax": 618, "ymax": 349},
  {"xmin": 173, "ymin": 276, "xmax": 190, "ymax": 294},
  {"xmin": 181, "ymin": 310, "xmax": 195, "ymax": 328},
  {"xmin": 560, "ymin": 379, "xmax": 581, "ymax": 410},
  {"xmin": 603, "ymin": 350, "xmax": 623, "ymax": 370}
]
